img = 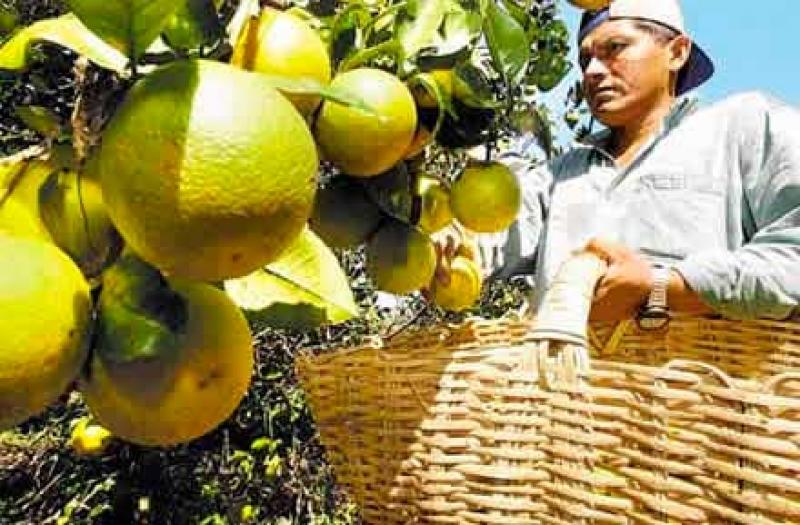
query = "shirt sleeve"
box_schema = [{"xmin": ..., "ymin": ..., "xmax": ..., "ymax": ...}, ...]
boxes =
[
  {"xmin": 478, "ymin": 137, "xmax": 552, "ymax": 280},
  {"xmin": 674, "ymin": 94, "xmax": 800, "ymax": 320}
]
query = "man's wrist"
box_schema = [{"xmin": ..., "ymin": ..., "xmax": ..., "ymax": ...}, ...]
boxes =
[
  {"xmin": 666, "ymin": 268, "xmax": 715, "ymax": 316},
  {"xmin": 637, "ymin": 264, "xmax": 671, "ymax": 330}
]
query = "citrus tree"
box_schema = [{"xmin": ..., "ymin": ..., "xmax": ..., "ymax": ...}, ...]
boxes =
[{"xmin": 0, "ymin": 0, "xmax": 577, "ymax": 521}]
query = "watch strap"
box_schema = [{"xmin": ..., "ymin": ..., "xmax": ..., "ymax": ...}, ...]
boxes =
[{"xmin": 646, "ymin": 265, "xmax": 671, "ymax": 309}]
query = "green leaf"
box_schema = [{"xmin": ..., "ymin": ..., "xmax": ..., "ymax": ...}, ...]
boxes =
[
  {"xmin": 338, "ymin": 38, "xmax": 404, "ymax": 72},
  {"xmin": 329, "ymin": 4, "xmax": 370, "ymax": 68},
  {"xmin": 410, "ymin": 1, "xmax": 478, "ymax": 69},
  {"xmin": 407, "ymin": 72, "xmax": 448, "ymax": 134},
  {"xmin": 481, "ymin": 0, "xmax": 530, "ymax": 84},
  {"xmin": 499, "ymin": 0, "xmax": 530, "ymax": 33},
  {"xmin": 96, "ymin": 252, "xmax": 188, "ymax": 365},
  {"xmin": 224, "ymin": 228, "xmax": 358, "ymax": 330},
  {"xmin": 91, "ymin": 252, "xmax": 188, "ymax": 401},
  {"xmin": 14, "ymin": 106, "xmax": 63, "ymax": 138},
  {"xmin": 0, "ymin": 13, "xmax": 127, "ymax": 72},
  {"xmin": 0, "ymin": 4, "xmax": 19, "ymax": 37},
  {"xmin": 258, "ymin": 74, "xmax": 378, "ymax": 116},
  {"xmin": 440, "ymin": 4, "xmax": 481, "ymax": 50},
  {"xmin": 513, "ymin": 104, "xmax": 554, "ymax": 158},
  {"xmin": 162, "ymin": 0, "xmax": 223, "ymax": 51},
  {"xmin": 452, "ymin": 63, "xmax": 499, "ymax": 109},
  {"xmin": 362, "ymin": 164, "xmax": 414, "ymax": 221},
  {"xmin": 67, "ymin": 0, "xmax": 183, "ymax": 62},
  {"xmin": 396, "ymin": 0, "xmax": 447, "ymax": 59},
  {"xmin": 0, "ymin": 146, "xmax": 47, "ymax": 202}
]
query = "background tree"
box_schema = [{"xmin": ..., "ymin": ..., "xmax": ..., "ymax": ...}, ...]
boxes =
[{"xmin": 0, "ymin": 0, "xmax": 579, "ymax": 522}]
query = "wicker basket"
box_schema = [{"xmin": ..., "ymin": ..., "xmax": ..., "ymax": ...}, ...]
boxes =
[{"xmin": 296, "ymin": 254, "xmax": 800, "ymax": 524}]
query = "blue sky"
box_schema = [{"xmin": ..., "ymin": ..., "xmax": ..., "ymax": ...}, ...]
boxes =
[
  {"xmin": 541, "ymin": 1, "xmax": 798, "ymax": 145},
  {"xmin": 557, "ymin": 0, "xmax": 799, "ymax": 105}
]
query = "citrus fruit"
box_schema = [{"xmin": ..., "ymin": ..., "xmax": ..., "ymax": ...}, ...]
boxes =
[
  {"xmin": 434, "ymin": 99, "xmax": 496, "ymax": 149},
  {"xmin": 96, "ymin": 59, "xmax": 318, "ymax": 282},
  {"xmin": 451, "ymin": 161, "xmax": 521, "ymax": 233},
  {"xmin": 404, "ymin": 125, "xmax": 433, "ymax": 159},
  {"xmin": 361, "ymin": 164, "xmax": 414, "ymax": 220},
  {"xmin": 315, "ymin": 68, "xmax": 417, "ymax": 177},
  {"xmin": 81, "ymin": 280, "xmax": 254, "ymax": 446},
  {"xmin": 412, "ymin": 68, "xmax": 454, "ymax": 109},
  {"xmin": 0, "ymin": 234, "xmax": 92, "ymax": 429},
  {"xmin": 0, "ymin": 197, "xmax": 49, "ymax": 239},
  {"xmin": 309, "ymin": 177, "xmax": 383, "ymax": 248},
  {"xmin": 429, "ymin": 255, "xmax": 482, "ymax": 312},
  {"xmin": 417, "ymin": 175, "xmax": 453, "ymax": 234},
  {"xmin": 567, "ymin": 0, "xmax": 610, "ymax": 10},
  {"xmin": 366, "ymin": 220, "xmax": 436, "ymax": 294},
  {"xmin": 69, "ymin": 417, "xmax": 113, "ymax": 456},
  {"xmin": 231, "ymin": 7, "xmax": 331, "ymax": 115},
  {"xmin": 39, "ymin": 168, "xmax": 120, "ymax": 277},
  {"xmin": 0, "ymin": 159, "xmax": 54, "ymax": 240}
]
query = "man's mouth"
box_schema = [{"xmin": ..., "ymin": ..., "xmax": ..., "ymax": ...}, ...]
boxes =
[
  {"xmin": 592, "ymin": 86, "xmax": 616, "ymax": 96},
  {"xmin": 589, "ymin": 87, "xmax": 618, "ymax": 103}
]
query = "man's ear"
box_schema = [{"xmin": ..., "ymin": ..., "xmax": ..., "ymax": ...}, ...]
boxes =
[{"xmin": 668, "ymin": 34, "xmax": 692, "ymax": 73}]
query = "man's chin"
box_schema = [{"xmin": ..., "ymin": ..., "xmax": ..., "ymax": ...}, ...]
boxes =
[{"xmin": 590, "ymin": 103, "xmax": 630, "ymax": 128}]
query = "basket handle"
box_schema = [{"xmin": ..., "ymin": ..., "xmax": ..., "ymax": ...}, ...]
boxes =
[{"xmin": 530, "ymin": 252, "xmax": 607, "ymax": 345}]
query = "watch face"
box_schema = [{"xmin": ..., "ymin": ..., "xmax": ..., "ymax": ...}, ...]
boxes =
[{"xmin": 637, "ymin": 308, "xmax": 670, "ymax": 331}]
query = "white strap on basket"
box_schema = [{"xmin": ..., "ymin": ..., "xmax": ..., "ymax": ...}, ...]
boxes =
[
  {"xmin": 530, "ymin": 252, "xmax": 607, "ymax": 345},
  {"xmin": 529, "ymin": 252, "xmax": 607, "ymax": 389}
]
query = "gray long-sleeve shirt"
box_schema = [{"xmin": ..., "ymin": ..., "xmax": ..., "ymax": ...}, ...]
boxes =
[{"xmin": 489, "ymin": 92, "xmax": 800, "ymax": 320}]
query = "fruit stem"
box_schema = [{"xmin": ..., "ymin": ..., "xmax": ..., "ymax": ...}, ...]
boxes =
[{"xmin": 338, "ymin": 40, "xmax": 404, "ymax": 74}]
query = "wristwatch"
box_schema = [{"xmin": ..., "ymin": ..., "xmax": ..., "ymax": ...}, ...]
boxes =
[{"xmin": 636, "ymin": 264, "xmax": 671, "ymax": 331}]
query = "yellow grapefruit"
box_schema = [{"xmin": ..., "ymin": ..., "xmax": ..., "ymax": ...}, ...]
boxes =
[
  {"xmin": 567, "ymin": 0, "xmax": 610, "ymax": 10},
  {"xmin": 0, "ymin": 234, "xmax": 91, "ymax": 429},
  {"xmin": 366, "ymin": 220, "xmax": 436, "ymax": 294},
  {"xmin": 0, "ymin": 159, "xmax": 54, "ymax": 240},
  {"xmin": 429, "ymin": 255, "xmax": 482, "ymax": 312},
  {"xmin": 417, "ymin": 175, "xmax": 453, "ymax": 234},
  {"xmin": 231, "ymin": 7, "xmax": 331, "ymax": 115},
  {"xmin": 69, "ymin": 417, "xmax": 113, "ymax": 456},
  {"xmin": 309, "ymin": 177, "xmax": 383, "ymax": 249},
  {"xmin": 81, "ymin": 280, "xmax": 254, "ymax": 446},
  {"xmin": 96, "ymin": 59, "xmax": 318, "ymax": 282},
  {"xmin": 0, "ymin": 197, "xmax": 49, "ymax": 239},
  {"xmin": 39, "ymin": 168, "xmax": 119, "ymax": 277},
  {"xmin": 451, "ymin": 162, "xmax": 521, "ymax": 233},
  {"xmin": 315, "ymin": 68, "xmax": 417, "ymax": 177}
]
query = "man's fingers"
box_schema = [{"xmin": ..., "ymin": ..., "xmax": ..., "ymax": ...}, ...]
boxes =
[
  {"xmin": 444, "ymin": 235, "xmax": 457, "ymax": 260},
  {"xmin": 585, "ymin": 237, "xmax": 625, "ymax": 262},
  {"xmin": 435, "ymin": 247, "xmax": 452, "ymax": 285},
  {"xmin": 456, "ymin": 237, "xmax": 477, "ymax": 261},
  {"xmin": 435, "ymin": 265, "xmax": 451, "ymax": 286}
]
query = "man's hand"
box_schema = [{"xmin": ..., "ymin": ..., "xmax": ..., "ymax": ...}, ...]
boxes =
[
  {"xmin": 584, "ymin": 238, "xmax": 653, "ymax": 322},
  {"xmin": 428, "ymin": 223, "xmax": 483, "ymax": 286}
]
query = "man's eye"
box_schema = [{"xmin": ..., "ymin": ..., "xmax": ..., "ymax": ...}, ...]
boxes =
[{"xmin": 608, "ymin": 41, "xmax": 627, "ymax": 53}]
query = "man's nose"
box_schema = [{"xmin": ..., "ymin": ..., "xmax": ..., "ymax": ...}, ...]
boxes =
[{"xmin": 583, "ymin": 56, "xmax": 609, "ymax": 78}]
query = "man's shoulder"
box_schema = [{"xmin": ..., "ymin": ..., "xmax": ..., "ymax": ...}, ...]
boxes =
[
  {"xmin": 693, "ymin": 91, "xmax": 792, "ymax": 122},
  {"xmin": 498, "ymin": 136, "xmax": 583, "ymax": 178}
]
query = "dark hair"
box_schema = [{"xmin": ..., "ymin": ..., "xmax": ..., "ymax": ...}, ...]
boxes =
[{"xmin": 633, "ymin": 20, "xmax": 680, "ymax": 44}]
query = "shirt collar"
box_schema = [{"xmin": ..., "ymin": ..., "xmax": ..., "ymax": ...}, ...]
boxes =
[{"xmin": 577, "ymin": 95, "xmax": 700, "ymax": 154}]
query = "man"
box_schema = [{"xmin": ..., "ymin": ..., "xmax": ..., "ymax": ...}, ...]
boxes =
[{"xmin": 476, "ymin": 0, "xmax": 800, "ymax": 326}]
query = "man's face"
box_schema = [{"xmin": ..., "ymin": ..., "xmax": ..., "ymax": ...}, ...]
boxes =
[{"xmin": 579, "ymin": 19, "xmax": 678, "ymax": 127}]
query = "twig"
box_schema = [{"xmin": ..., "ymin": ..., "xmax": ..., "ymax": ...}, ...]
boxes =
[
  {"xmin": 69, "ymin": 56, "xmax": 91, "ymax": 165},
  {"xmin": 382, "ymin": 304, "xmax": 428, "ymax": 340}
]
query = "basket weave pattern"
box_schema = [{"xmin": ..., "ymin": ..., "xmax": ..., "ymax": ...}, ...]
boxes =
[{"xmin": 297, "ymin": 256, "xmax": 800, "ymax": 524}]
